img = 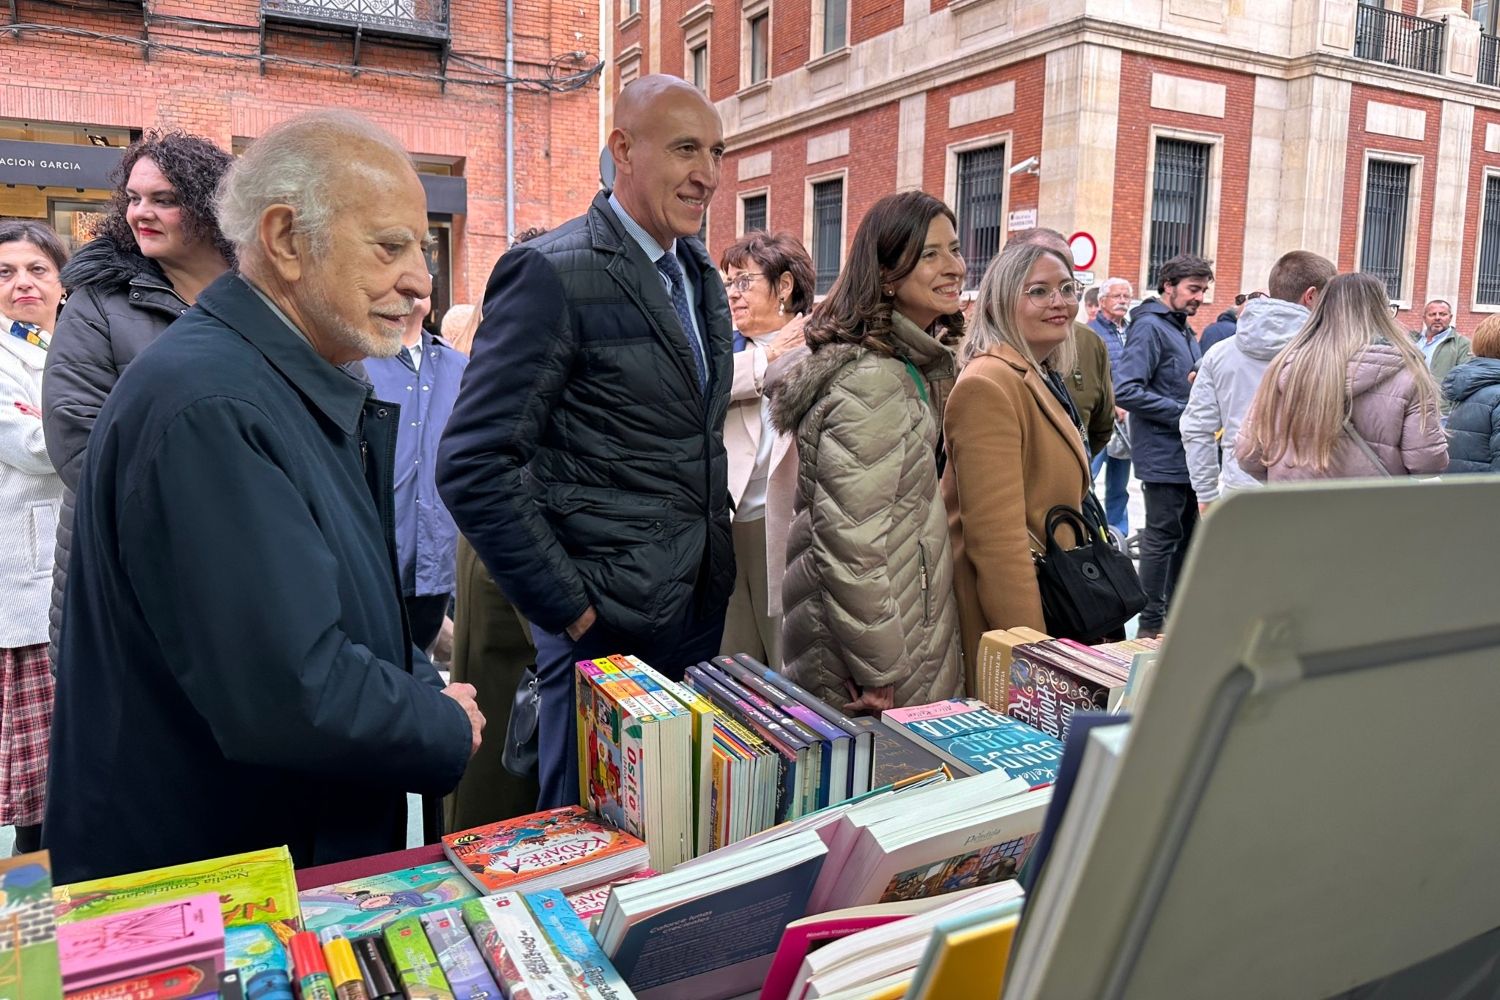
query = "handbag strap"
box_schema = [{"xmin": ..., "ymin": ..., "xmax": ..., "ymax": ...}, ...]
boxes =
[{"xmin": 1342, "ymin": 416, "xmax": 1393, "ymax": 478}]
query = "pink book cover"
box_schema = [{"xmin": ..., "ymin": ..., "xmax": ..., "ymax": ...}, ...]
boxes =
[
  {"xmin": 882, "ymin": 700, "xmax": 974, "ymax": 727},
  {"xmin": 759, "ymin": 913, "xmax": 909, "ymax": 1000},
  {"xmin": 58, "ymin": 891, "xmax": 224, "ymax": 991}
]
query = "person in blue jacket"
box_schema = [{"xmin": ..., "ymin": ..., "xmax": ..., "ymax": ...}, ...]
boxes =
[
  {"xmin": 1443, "ymin": 315, "xmax": 1500, "ymax": 473},
  {"xmin": 366, "ymin": 296, "xmax": 468, "ymax": 652},
  {"xmin": 44, "ymin": 111, "xmax": 484, "ymax": 883},
  {"xmin": 1114, "ymin": 254, "xmax": 1213, "ymax": 638}
]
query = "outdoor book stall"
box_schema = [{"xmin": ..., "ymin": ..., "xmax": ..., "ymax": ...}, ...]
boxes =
[{"xmin": 12, "ymin": 477, "xmax": 1500, "ymax": 1000}]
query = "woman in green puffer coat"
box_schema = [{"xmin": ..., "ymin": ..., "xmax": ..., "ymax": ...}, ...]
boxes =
[{"xmin": 770, "ymin": 191, "xmax": 966, "ymax": 714}]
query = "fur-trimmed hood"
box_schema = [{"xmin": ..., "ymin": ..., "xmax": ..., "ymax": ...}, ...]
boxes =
[
  {"xmin": 60, "ymin": 235, "xmax": 167, "ymax": 295},
  {"xmin": 769, "ymin": 341, "xmax": 864, "ymax": 434}
]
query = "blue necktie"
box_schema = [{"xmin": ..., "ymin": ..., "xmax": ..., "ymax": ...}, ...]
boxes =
[{"xmin": 655, "ymin": 253, "xmax": 709, "ymax": 393}]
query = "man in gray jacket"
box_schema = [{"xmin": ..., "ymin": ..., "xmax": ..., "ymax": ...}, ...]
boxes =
[{"xmin": 1180, "ymin": 250, "xmax": 1335, "ymax": 509}]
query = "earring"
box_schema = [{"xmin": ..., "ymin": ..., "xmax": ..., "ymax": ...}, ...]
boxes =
[
  {"xmin": 883, "ymin": 286, "xmax": 893, "ymax": 297},
  {"xmin": 778, "ymin": 299, "xmax": 786, "ymax": 316}
]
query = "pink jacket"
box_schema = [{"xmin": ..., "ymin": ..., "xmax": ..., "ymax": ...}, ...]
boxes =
[{"xmin": 1237, "ymin": 343, "xmax": 1448, "ymax": 481}]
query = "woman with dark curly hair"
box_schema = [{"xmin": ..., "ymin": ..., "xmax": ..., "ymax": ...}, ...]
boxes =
[
  {"xmin": 769, "ymin": 191, "xmax": 966, "ymax": 713},
  {"xmin": 42, "ymin": 130, "xmax": 234, "ymax": 662}
]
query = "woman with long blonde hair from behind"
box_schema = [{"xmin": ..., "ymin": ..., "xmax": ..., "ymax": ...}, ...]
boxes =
[{"xmin": 1237, "ymin": 272, "xmax": 1447, "ymax": 480}]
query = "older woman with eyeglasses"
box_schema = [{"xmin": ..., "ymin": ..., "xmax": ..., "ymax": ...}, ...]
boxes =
[
  {"xmin": 943, "ymin": 240, "xmax": 1095, "ymax": 667},
  {"xmin": 718, "ymin": 231, "xmax": 815, "ymax": 665}
]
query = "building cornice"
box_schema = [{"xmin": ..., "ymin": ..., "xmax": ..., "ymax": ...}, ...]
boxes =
[{"xmin": 721, "ymin": 13, "xmax": 1500, "ymax": 153}]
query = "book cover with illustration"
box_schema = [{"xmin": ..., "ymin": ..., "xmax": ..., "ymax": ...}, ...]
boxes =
[
  {"xmin": 442, "ymin": 806, "xmax": 649, "ymax": 896},
  {"xmin": 883, "ymin": 700, "xmax": 1063, "ymax": 786},
  {"xmin": 1006, "ymin": 645, "xmax": 1118, "ymax": 740},
  {"xmin": 53, "ymin": 846, "xmax": 300, "ymax": 940},
  {"xmin": 521, "ymin": 891, "xmax": 635, "ymax": 1000},
  {"xmin": 418, "ymin": 908, "xmax": 502, "ymax": 1000},
  {"xmin": 563, "ymin": 870, "xmax": 657, "ymax": 927},
  {"xmin": 0, "ymin": 851, "xmax": 62, "ymax": 1000},
  {"xmin": 383, "ymin": 914, "xmax": 454, "ymax": 1000},
  {"xmin": 299, "ymin": 861, "xmax": 478, "ymax": 937}
]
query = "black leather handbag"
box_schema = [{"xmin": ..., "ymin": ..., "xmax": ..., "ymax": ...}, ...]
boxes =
[
  {"xmin": 1032, "ymin": 498, "xmax": 1147, "ymax": 642},
  {"xmin": 501, "ymin": 665, "xmax": 541, "ymax": 779}
]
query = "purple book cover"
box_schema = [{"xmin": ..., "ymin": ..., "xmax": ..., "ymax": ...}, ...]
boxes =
[
  {"xmin": 418, "ymin": 907, "xmax": 501, "ymax": 1000},
  {"xmin": 58, "ymin": 891, "xmax": 223, "ymax": 991}
]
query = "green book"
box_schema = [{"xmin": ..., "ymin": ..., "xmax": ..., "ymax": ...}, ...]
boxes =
[{"xmin": 382, "ymin": 914, "xmax": 455, "ymax": 1000}]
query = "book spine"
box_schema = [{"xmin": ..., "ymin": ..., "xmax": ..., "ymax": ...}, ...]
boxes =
[
  {"xmin": 521, "ymin": 890, "xmax": 634, "ymax": 1000},
  {"xmin": 419, "ymin": 908, "xmax": 503, "ymax": 1000},
  {"xmin": 459, "ymin": 899, "xmax": 527, "ymax": 998},
  {"xmin": 688, "ymin": 665, "xmax": 799, "ymax": 823},
  {"xmin": 382, "ymin": 915, "xmax": 455, "ymax": 1000},
  {"xmin": 713, "ymin": 658, "xmax": 832, "ymax": 811},
  {"xmin": 701, "ymin": 663, "xmax": 819, "ymax": 815},
  {"xmin": 478, "ymin": 895, "xmax": 577, "ymax": 999},
  {"xmin": 63, "ymin": 964, "xmax": 213, "ymax": 1000}
]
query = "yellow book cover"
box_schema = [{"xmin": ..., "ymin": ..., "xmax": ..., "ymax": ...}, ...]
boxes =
[
  {"xmin": 907, "ymin": 910, "xmax": 1020, "ymax": 1000},
  {"xmin": 53, "ymin": 845, "xmax": 300, "ymax": 941},
  {"xmin": 976, "ymin": 629, "xmax": 1034, "ymax": 709}
]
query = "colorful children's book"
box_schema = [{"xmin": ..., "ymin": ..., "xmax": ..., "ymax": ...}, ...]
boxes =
[
  {"xmin": 53, "ymin": 846, "xmax": 301, "ymax": 940},
  {"xmin": 521, "ymin": 890, "xmax": 636, "ymax": 1000},
  {"xmin": 0, "ymin": 851, "xmax": 62, "ymax": 1000},
  {"xmin": 442, "ymin": 806, "xmax": 651, "ymax": 897},
  {"xmin": 418, "ymin": 908, "xmax": 502, "ymax": 1000},
  {"xmin": 882, "ymin": 700, "xmax": 1063, "ymax": 786},
  {"xmin": 223, "ymin": 926, "xmax": 291, "ymax": 1000},
  {"xmin": 299, "ymin": 860, "xmax": 478, "ymax": 937},
  {"xmin": 382, "ymin": 914, "xmax": 453, "ymax": 1000},
  {"xmin": 59, "ymin": 891, "xmax": 222, "ymax": 993},
  {"xmin": 462, "ymin": 895, "xmax": 575, "ymax": 999}
]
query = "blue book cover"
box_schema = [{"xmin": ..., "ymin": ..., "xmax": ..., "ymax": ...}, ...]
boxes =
[
  {"xmin": 606, "ymin": 850, "xmax": 825, "ymax": 995},
  {"xmin": 883, "ymin": 699, "xmax": 1065, "ymax": 786},
  {"xmin": 520, "ymin": 890, "xmax": 633, "ymax": 1000}
]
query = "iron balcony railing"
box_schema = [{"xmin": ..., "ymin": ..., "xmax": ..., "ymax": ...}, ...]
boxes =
[
  {"xmin": 1481, "ymin": 33, "xmax": 1500, "ymax": 87},
  {"xmin": 1353, "ymin": 4, "xmax": 1444, "ymax": 75},
  {"xmin": 261, "ymin": 0, "xmax": 449, "ymax": 40}
]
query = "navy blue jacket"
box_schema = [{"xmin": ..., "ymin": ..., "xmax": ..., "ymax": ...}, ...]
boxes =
[
  {"xmin": 437, "ymin": 193, "xmax": 735, "ymax": 640},
  {"xmin": 1087, "ymin": 314, "xmax": 1127, "ymax": 389},
  {"xmin": 1442, "ymin": 358, "xmax": 1500, "ymax": 474},
  {"xmin": 1198, "ymin": 308, "xmax": 1238, "ymax": 356},
  {"xmin": 366, "ymin": 330, "xmax": 467, "ymax": 598},
  {"xmin": 1115, "ymin": 298, "xmax": 1202, "ymax": 483},
  {"xmin": 46, "ymin": 274, "xmax": 472, "ymax": 883}
]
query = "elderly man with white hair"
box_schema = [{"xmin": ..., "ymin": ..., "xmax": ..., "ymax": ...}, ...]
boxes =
[
  {"xmin": 1087, "ymin": 275, "xmax": 1134, "ymax": 538},
  {"xmin": 44, "ymin": 110, "xmax": 484, "ymax": 883}
]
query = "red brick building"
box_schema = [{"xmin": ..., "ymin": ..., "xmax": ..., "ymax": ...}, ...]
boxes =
[
  {"xmin": 0, "ymin": 0, "xmax": 602, "ymax": 320},
  {"xmin": 609, "ymin": 0, "xmax": 1500, "ymax": 332}
]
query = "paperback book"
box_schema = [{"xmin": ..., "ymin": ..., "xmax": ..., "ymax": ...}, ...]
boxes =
[
  {"xmin": 0, "ymin": 851, "xmax": 61, "ymax": 1000},
  {"xmin": 442, "ymin": 806, "xmax": 650, "ymax": 897},
  {"xmin": 299, "ymin": 860, "xmax": 478, "ymax": 937},
  {"xmin": 53, "ymin": 846, "xmax": 301, "ymax": 940},
  {"xmin": 58, "ymin": 891, "xmax": 222, "ymax": 994},
  {"xmin": 882, "ymin": 699, "xmax": 1063, "ymax": 786}
]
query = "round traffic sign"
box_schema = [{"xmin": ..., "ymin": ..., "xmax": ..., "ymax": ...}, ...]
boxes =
[{"xmin": 1068, "ymin": 232, "xmax": 1097, "ymax": 270}]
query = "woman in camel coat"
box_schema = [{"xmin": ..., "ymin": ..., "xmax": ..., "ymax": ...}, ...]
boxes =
[{"xmin": 943, "ymin": 241, "xmax": 1093, "ymax": 680}]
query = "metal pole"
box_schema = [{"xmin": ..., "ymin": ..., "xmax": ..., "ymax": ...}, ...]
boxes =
[{"xmin": 504, "ymin": 0, "xmax": 515, "ymax": 245}]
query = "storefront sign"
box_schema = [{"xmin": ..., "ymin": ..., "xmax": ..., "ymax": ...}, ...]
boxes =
[{"xmin": 0, "ymin": 139, "xmax": 123, "ymax": 189}]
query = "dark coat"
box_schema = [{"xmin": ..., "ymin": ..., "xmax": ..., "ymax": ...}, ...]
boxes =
[
  {"xmin": 1198, "ymin": 308, "xmax": 1238, "ymax": 356},
  {"xmin": 437, "ymin": 193, "xmax": 735, "ymax": 641},
  {"xmin": 45, "ymin": 273, "xmax": 471, "ymax": 883},
  {"xmin": 43, "ymin": 237, "xmax": 190, "ymax": 666},
  {"xmin": 1115, "ymin": 298, "xmax": 1202, "ymax": 483},
  {"xmin": 1442, "ymin": 358, "xmax": 1500, "ymax": 474}
]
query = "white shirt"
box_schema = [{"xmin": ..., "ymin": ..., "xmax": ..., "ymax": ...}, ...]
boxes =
[{"xmin": 736, "ymin": 338, "xmax": 777, "ymax": 522}]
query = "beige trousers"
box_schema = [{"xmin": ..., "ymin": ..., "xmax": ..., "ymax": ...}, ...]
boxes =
[{"xmin": 720, "ymin": 516, "xmax": 782, "ymax": 667}]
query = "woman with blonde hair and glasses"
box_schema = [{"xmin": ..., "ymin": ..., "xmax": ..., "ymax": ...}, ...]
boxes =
[
  {"xmin": 1236, "ymin": 272, "xmax": 1447, "ymax": 482},
  {"xmin": 943, "ymin": 240, "xmax": 1093, "ymax": 673}
]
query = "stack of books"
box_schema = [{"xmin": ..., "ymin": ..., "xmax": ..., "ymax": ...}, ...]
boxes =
[
  {"xmin": 974, "ymin": 628, "xmax": 1159, "ymax": 739},
  {"xmin": 883, "ymin": 699, "xmax": 1064, "ymax": 785},
  {"xmin": 575, "ymin": 654, "xmax": 879, "ymax": 863}
]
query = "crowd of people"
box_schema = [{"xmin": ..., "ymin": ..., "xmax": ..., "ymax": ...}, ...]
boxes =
[{"xmin": 0, "ymin": 71, "xmax": 1492, "ymax": 881}]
